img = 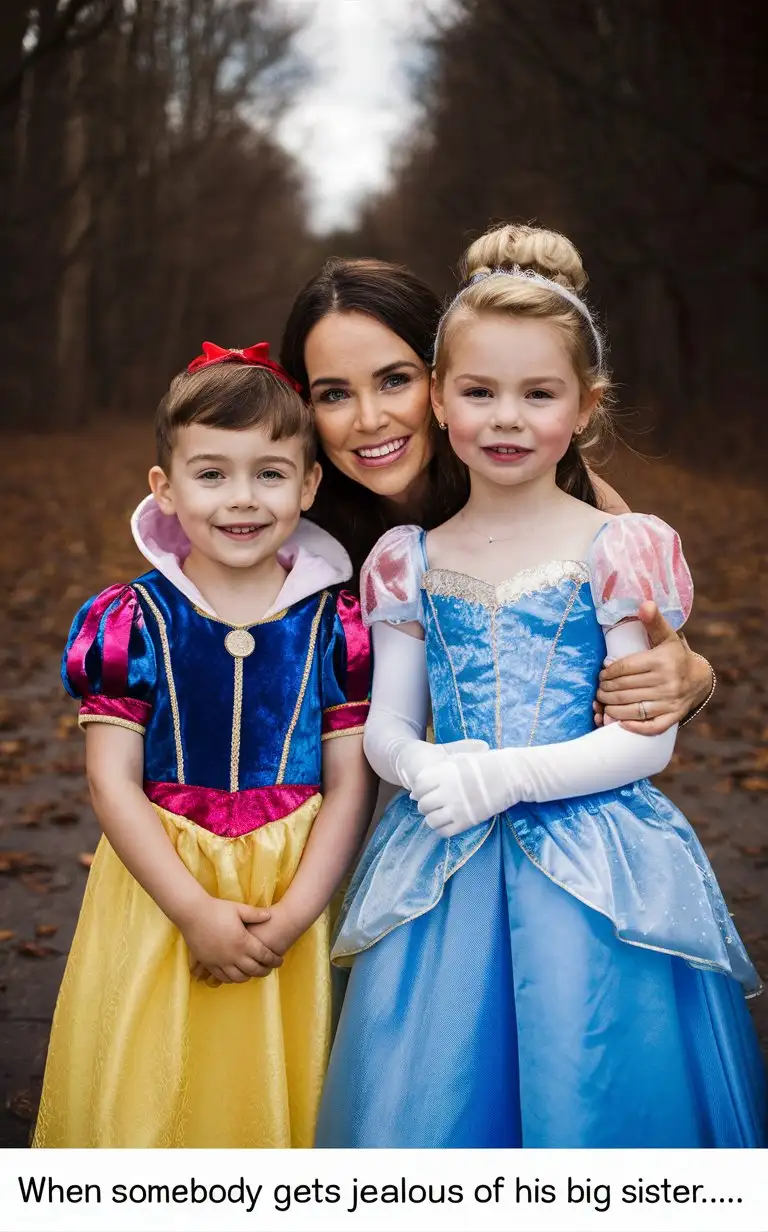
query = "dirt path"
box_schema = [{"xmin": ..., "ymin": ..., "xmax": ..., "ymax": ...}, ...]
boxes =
[{"xmin": 1, "ymin": 427, "xmax": 765, "ymax": 1146}]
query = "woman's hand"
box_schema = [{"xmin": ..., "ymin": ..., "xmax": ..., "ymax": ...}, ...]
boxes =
[
  {"xmin": 596, "ymin": 601, "xmax": 714, "ymax": 734},
  {"xmin": 181, "ymin": 898, "xmax": 282, "ymax": 984}
]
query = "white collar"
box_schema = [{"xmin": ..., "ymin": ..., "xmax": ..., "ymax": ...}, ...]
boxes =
[{"xmin": 130, "ymin": 495, "xmax": 352, "ymax": 619}]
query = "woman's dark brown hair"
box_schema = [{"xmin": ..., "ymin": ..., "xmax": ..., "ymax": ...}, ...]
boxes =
[
  {"xmin": 280, "ymin": 255, "xmax": 598, "ymax": 575},
  {"xmin": 280, "ymin": 258, "xmax": 470, "ymax": 575}
]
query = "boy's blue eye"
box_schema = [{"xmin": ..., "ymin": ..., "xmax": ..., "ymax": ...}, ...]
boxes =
[{"xmin": 198, "ymin": 469, "xmax": 223, "ymax": 481}]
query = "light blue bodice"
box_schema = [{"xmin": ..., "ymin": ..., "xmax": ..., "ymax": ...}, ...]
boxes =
[{"xmin": 422, "ymin": 560, "xmax": 601, "ymax": 749}]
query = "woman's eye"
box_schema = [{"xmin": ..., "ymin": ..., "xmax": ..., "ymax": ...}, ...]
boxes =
[
  {"xmin": 317, "ymin": 388, "xmax": 349, "ymax": 404},
  {"xmin": 197, "ymin": 469, "xmax": 223, "ymax": 481},
  {"xmin": 381, "ymin": 372, "xmax": 410, "ymax": 391}
]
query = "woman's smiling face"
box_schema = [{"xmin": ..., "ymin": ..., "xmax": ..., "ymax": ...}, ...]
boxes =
[{"xmin": 304, "ymin": 311, "xmax": 434, "ymax": 502}]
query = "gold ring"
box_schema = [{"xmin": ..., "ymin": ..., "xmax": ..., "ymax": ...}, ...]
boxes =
[{"xmin": 638, "ymin": 701, "xmax": 648, "ymax": 721}]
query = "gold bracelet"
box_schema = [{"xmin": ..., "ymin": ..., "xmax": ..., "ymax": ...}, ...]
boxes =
[{"xmin": 679, "ymin": 657, "xmax": 716, "ymax": 727}]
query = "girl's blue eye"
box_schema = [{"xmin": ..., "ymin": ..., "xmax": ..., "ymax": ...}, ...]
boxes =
[
  {"xmin": 463, "ymin": 387, "xmax": 491, "ymax": 398},
  {"xmin": 528, "ymin": 389, "xmax": 554, "ymax": 400},
  {"xmin": 198, "ymin": 469, "xmax": 223, "ymax": 481},
  {"xmin": 259, "ymin": 469, "xmax": 284, "ymax": 481}
]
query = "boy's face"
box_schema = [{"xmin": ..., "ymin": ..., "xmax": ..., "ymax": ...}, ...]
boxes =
[{"xmin": 149, "ymin": 422, "xmax": 321, "ymax": 571}]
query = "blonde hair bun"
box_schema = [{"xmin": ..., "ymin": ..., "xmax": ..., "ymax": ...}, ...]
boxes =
[{"xmin": 461, "ymin": 223, "xmax": 587, "ymax": 295}]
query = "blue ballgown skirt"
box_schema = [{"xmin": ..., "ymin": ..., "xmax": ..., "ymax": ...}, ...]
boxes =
[{"xmin": 317, "ymin": 818, "xmax": 766, "ymax": 1148}]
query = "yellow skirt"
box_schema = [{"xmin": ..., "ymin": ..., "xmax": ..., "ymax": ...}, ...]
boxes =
[{"xmin": 32, "ymin": 795, "xmax": 329, "ymax": 1148}]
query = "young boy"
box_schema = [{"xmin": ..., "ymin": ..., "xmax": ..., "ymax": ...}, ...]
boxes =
[{"xmin": 33, "ymin": 343, "xmax": 375, "ymax": 1148}]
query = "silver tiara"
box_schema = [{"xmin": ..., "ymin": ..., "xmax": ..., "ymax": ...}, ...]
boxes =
[{"xmin": 435, "ymin": 264, "xmax": 604, "ymax": 370}]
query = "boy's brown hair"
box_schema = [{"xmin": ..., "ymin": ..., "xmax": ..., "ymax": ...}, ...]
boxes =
[{"xmin": 155, "ymin": 362, "xmax": 316, "ymax": 472}]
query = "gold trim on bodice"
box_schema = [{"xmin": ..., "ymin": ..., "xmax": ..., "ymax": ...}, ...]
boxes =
[
  {"xmin": 276, "ymin": 591, "xmax": 329, "ymax": 784},
  {"xmin": 134, "ymin": 584, "xmax": 185, "ymax": 783}
]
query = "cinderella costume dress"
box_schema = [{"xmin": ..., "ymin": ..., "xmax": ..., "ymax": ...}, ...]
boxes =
[{"xmin": 316, "ymin": 513, "xmax": 766, "ymax": 1148}]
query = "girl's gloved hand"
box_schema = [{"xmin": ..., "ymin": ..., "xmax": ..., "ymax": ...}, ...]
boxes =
[
  {"xmin": 396, "ymin": 737, "xmax": 489, "ymax": 794},
  {"xmin": 412, "ymin": 749, "xmax": 512, "ymax": 836}
]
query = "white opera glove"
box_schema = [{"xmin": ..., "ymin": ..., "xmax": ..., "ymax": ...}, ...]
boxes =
[
  {"xmin": 412, "ymin": 619, "xmax": 677, "ymax": 837},
  {"xmin": 362, "ymin": 622, "xmax": 488, "ymax": 790},
  {"xmin": 397, "ymin": 735, "xmax": 489, "ymax": 793}
]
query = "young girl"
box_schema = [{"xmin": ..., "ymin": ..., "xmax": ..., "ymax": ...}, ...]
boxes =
[
  {"xmin": 32, "ymin": 343, "xmax": 374, "ymax": 1148},
  {"xmin": 316, "ymin": 225, "xmax": 766, "ymax": 1148}
]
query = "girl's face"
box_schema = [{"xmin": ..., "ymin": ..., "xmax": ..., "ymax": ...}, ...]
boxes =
[
  {"xmin": 149, "ymin": 422, "xmax": 321, "ymax": 571},
  {"xmin": 304, "ymin": 311, "xmax": 433, "ymax": 502},
  {"xmin": 432, "ymin": 315, "xmax": 596, "ymax": 488}
]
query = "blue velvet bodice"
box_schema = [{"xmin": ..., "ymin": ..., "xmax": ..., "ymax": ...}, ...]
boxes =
[{"xmin": 64, "ymin": 569, "xmax": 362, "ymax": 792}]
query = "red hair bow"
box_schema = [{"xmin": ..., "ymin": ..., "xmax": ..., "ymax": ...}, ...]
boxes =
[{"xmin": 187, "ymin": 341, "xmax": 302, "ymax": 393}]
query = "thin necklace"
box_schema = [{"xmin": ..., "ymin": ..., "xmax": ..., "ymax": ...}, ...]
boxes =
[{"xmin": 459, "ymin": 511, "xmax": 519, "ymax": 544}]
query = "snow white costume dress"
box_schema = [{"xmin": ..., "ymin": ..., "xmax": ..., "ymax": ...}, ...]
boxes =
[{"xmin": 33, "ymin": 499, "xmax": 370, "ymax": 1148}]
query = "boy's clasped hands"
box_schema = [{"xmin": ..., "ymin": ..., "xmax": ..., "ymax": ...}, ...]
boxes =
[{"xmin": 183, "ymin": 896, "xmax": 295, "ymax": 987}]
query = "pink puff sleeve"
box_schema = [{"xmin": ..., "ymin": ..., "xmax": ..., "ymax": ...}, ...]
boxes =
[
  {"xmin": 320, "ymin": 590, "xmax": 371, "ymax": 740},
  {"xmin": 588, "ymin": 513, "xmax": 693, "ymax": 630},
  {"xmin": 62, "ymin": 584, "xmax": 156, "ymax": 734},
  {"xmin": 360, "ymin": 525, "xmax": 426, "ymax": 626}
]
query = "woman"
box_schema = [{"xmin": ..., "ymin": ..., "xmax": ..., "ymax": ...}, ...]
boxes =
[{"xmin": 280, "ymin": 257, "xmax": 715, "ymax": 726}]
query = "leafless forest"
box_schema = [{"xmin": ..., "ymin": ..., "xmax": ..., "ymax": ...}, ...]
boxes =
[{"xmin": 0, "ymin": 0, "xmax": 766, "ymax": 1146}]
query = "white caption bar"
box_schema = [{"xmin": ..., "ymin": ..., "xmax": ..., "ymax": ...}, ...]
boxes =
[{"xmin": 1, "ymin": 1149, "xmax": 766, "ymax": 1232}]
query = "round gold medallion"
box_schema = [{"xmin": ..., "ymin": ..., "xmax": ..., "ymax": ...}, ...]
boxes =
[{"xmin": 224, "ymin": 628, "xmax": 256, "ymax": 658}]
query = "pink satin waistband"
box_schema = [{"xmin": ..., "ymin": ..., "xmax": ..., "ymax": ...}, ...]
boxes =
[{"xmin": 144, "ymin": 781, "xmax": 320, "ymax": 837}]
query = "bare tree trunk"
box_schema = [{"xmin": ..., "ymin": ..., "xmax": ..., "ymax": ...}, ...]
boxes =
[{"xmin": 55, "ymin": 48, "xmax": 91, "ymax": 426}]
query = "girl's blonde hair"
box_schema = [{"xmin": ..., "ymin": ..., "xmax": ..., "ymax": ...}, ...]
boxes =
[{"xmin": 435, "ymin": 223, "xmax": 613, "ymax": 504}]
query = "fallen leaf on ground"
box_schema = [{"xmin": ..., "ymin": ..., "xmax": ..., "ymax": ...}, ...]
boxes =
[
  {"xmin": 35, "ymin": 924, "xmax": 58, "ymax": 937},
  {"xmin": 49, "ymin": 811, "xmax": 79, "ymax": 826},
  {"xmin": 77, "ymin": 852, "xmax": 94, "ymax": 868},
  {"xmin": 19, "ymin": 872, "xmax": 54, "ymax": 895},
  {"xmin": 0, "ymin": 739, "xmax": 26, "ymax": 756},
  {"xmin": 0, "ymin": 851, "xmax": 52, "ymax": 874},
  {"xmin": 0, "ymin": 929, "xmax": 16, "ymax": 942},
  {"xmin": 6, "ymin": 1090, "xmax": 36, "ymax": 1121},
  {"xmin": 17, "ymin": 940, "xmax": 58, "ymax": 958}
]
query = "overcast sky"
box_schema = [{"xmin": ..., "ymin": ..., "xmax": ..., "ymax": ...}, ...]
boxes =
[{"xmin": 277, "ymin": 0, "xmax": 454, "ymax": 233}]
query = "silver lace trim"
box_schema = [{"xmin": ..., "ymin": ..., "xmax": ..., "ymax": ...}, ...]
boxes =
[{"xmin": 423, "ymin": 560, "xmax": 590, "ymax": 609}]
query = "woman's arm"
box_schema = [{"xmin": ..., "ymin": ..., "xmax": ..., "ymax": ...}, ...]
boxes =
[
  {"xmin": 85, "ymin": 724, "xmax": 280, "ymax": 982},
  {"xmin": 597, "ymin": 601, "xmax": 715, "ymax": 733},
  {"xmin": 247, "ymin": 733, "xmax": 378, "ymax": 956}
]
